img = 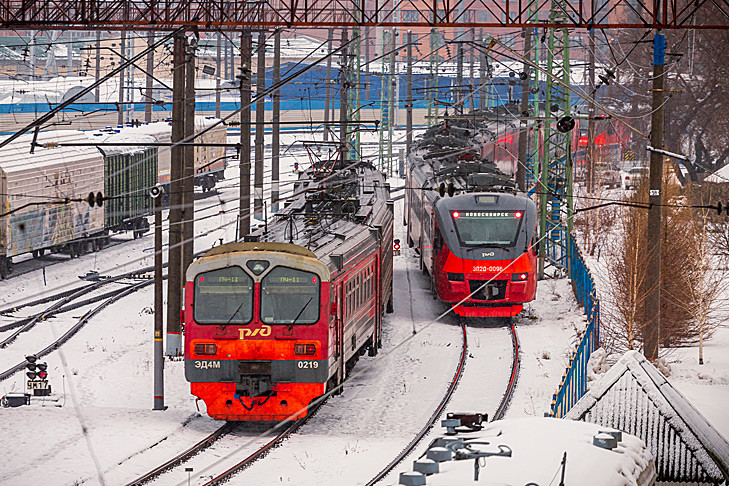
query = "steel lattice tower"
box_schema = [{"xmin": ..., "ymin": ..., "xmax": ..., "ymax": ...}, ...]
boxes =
[
  {"xmin": 538, "ymin": 0, "xmax": 573, "ymax": 278},
  {"xmin": 378, "ymin": 30, "xmax": 394, "ymax": 172}
]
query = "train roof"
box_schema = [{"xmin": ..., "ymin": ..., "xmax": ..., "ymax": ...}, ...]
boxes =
[
  {"xmin": 248, "ymin": 163, "xmax": 392, "ymax": 276},
  {"xmin": 203, "ymin": 242, "xmax": 317, "ymax": 259},
  {"xmin": 0, "ymin": 130, "xmax": 102, "ymax": 175},
  {"xmin": 115, "ymin": 116, "xmax": 224, "ymax": 143},
  {"xmin": 86, "ymin": 131, "xmax": 158, "ymax": 156}
]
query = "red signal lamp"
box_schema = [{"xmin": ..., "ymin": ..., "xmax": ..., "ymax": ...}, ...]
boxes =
[
  {"xmin": 37, "ymin": 370, "xmax": 48, "ymax": 380},
  {"xmin": 294, "ymin": 343, "xmax": 317, "ymax": 356},
  {"xmin": 514, "ymin": 211, "xmax": 523, "ymax": 218},
  {"xmin": 452, "ymin": 211, "xmax": 460, "ymax": 219}
]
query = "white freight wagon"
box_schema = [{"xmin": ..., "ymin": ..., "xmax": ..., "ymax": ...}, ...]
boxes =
[{"xmin": 0, "ymin": 130, "xmax": 104, "ymax": 277}]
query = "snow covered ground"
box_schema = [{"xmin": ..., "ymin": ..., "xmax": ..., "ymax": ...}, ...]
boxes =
[{"xmin": 0, "ymin": 131, "xmax": 726, "ymax": 485}]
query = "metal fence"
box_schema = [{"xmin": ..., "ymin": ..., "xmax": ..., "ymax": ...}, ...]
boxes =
[{"xmin": 549, "ymin": 233, "xmax": 600, "ymax": 418}]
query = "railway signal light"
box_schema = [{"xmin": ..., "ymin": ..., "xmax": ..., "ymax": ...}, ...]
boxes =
[
  {"xmin": 556, "ymin": 116, "xmax": 576, "ymax": 133},
  {"xmin": 394, "ymin": 239, "xmax": 401, "ymax": 255},
  {"xmin": 87, "ymin": 191, "xmax": 104, "ymax": 207},
  {"xmin": 149, "ymin": 183, "xmax": 164, "ymax": 199}
]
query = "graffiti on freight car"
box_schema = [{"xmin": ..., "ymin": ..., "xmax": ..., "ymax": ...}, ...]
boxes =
[
  {"xmin": 9, "ymin": 209, "xmax": 45, "ymax": 253},
  {"xmin": 49, "ymin": 204, "xmax": 74, "ymax": 245}
]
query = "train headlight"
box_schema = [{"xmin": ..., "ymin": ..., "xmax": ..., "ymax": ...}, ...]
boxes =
[
  {"xmin": 294, "ymin": 343, "xmax": 317, "ymax": 356},
  {"xmin": 194, "ymin": 343, "xmax": 218, "ymax": 355},
  {"xmin": 452, "ymin": 211, "xmax": 460, "ymax": 219},
  {"xmin": 514, "ymin": 211, "xmax": 523, "ymax": 218},
  {"xmin": 447, "ymin": 272, "xmax": 465, "ymax": 282},
  {"xmin": 511, "ymin": 272, "xmax": 529, "ymax": 282}
]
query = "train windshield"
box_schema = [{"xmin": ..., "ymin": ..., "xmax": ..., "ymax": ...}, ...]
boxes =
[
  {"xmin": 194, "ymin": 267, "xmax": 253, "ymax": 324},
  {"xmin": 452, "ymin": 210, "xmax": 522, "ymax": 246},
  {"xmin": 261, "ymin": 266, "xmax": 320, "ymax": 325}
]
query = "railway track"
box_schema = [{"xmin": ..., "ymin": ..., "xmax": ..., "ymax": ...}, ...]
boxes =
[
  {"xmin": 365, "ymin": 319, "xmax": 520, "ymax": 485},
  {"xmin": 0, "ymin": 277, "xmax": 155, "ymax": 382},
  {"xmin": 127, "ymin": 403, "xmax": 324, "ymax": 486}
]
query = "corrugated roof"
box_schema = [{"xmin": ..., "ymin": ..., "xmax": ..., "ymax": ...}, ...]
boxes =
[{"xmin": 566, "ymin": 350, "xmax": 729, "ymax": 483}]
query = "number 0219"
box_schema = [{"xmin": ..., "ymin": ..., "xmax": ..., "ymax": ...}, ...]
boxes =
[{"xmin": 297, "ymin": 361, "xmax": 318, "ymax": 369}]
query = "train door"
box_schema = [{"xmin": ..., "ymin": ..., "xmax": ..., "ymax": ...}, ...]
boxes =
[{"xmin": 335, "ymin": 282, "xmax": 345, "ymax": 387}]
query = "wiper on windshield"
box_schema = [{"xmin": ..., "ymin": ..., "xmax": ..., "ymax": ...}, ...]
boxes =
[{"xmin": 289, "ymin": 297, "xmax": 313, "ymax": 325}]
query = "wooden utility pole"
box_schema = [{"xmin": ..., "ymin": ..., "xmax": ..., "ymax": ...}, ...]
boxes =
[
  {"xmin": 238, "ymin": 31, "xmax": 252, "ymax": 239},
  {"xmin": 272, "ymin": 30, "xmax": 281, "ymax": 213},
  {"xmin": 165, "ymin": 32, "xmax": 185, "ymax": 356},
  {"xmin": 406, "ymin": 31, "xmax": 413, "ymax": 155},
  {"xmin": 182, "ymin": 39, "xmax": 195, "ymax": 273},
  {"xmin": 323, "ymin": 29, "xmax": 333, "ymax": 142},
  {"xmin": 516, "ymin": 28, "xmax": 531, "ymax": 192},
  {"xmin": 254, "ymin": 31, "xmax": 265, "ymax": 221},
  {"xmin": 145, "ymin": 31, "xmax": 154, "ymax": 123},
  {"xmin": 645, "ymin": 32, "xmax": 666, "ymax": 360},
  {"xmin": 587, "ymin": 29, "xmax": 596, "ymax": 192}
]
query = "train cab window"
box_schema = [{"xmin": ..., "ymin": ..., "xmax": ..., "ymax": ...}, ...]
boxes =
[
  {"xmin": 194, "ymin": 267, "xmax": 253, "ymax": 325},
  {"xmin": 452, "ymin": 210, "xmax": 522, "ymax": 247},
  {"xmin": 261, "ymin": 266, "xmax": 320, "ymax": 324}
]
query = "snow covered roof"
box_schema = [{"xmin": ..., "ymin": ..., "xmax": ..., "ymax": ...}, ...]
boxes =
[
  {"xmin": 704, "ymin": 163, "xmax": 729, "ymax": 183},
  {"xmin": 396, "ymin": 417, "xmax": 655, "ymax": 486},
  {"xmin": 566, "ymin": 350, "xmax": 729, "ymax": 483}
]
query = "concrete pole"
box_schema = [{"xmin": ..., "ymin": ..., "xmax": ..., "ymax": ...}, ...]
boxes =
[
  {"xmin": 67, "ymin": 31, "xmax": 73, "ymax": 76},
  {"xmin": 254, "ymin": 32, "xmax": 266, "ymax": 221},
  {"xmin": 216, "ymin": 33, "xmax": 222, "ymax": 119},
  {"xmin": 516, "ymin": 28, "xmax": 531, "ymax": 192},
  {"xmin": 469, "ymin": 29, "xmax": 475, "ymax": 113},
  {"xmin": 339, "ymin": 29, "xmax": 349, "ymax": 166},
  {"xmin": 95, "ymin": 32, "xmax": 101, "ymax": 101},
  {"xmin": 479, "ymin": 28, "xmax": 486, "ymax": 112},
  {"xmin": 238, "ymin": 31, "xmax": 252, "ymax": 239},
  {"xmin": 182, "ymin": 39, "xmax": 196, "ymax": 274},
  {"xmin": 644, "ymin": 32, "xmax": 666, "ymax": 360},
  {"xmin": 145, "ymin": 31, "xmax": 154, "ymax": 123},
  {"xmin": 323, "ymin": 29, "xmax": 333, "ymax": 142},
  {"xmin": 406, "ymin": 31, "xmax": 413, "ymax": 155},
  {"xmin": 153, "ymin": 193, "xmax": 164, "ymax": 410},
  {"xmin": 118, "ymin": 31, "xmax": 126, "ymax": 126},
  {"xmin": 364, "ymin": 26, "xmax": 370, "ymax": 101},
  {"xmin": 165, "ymin": 32, "xmax": 185, "ymax": 356},
  {"xmin": 456, "ymin": 41, "xmax": 463, "ymax": 115},
  {"xmin": 29, "ymin": 31, "xmax": 36, "ymax": 80},
  {"xmin": 587, "ymin": 30, "xmax": 596, "ymax": 192},
  {"xmin": 272, "ymin": 30, "xmax": 281, "ymax": 213}
]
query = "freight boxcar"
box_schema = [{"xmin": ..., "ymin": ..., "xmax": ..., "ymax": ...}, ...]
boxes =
[
  {"xmin": 120, "ymin": 116, "xmax": 227, "ymax": 192},
  {"xmin": 89, "ymin": 131, "xmax": 158, "ymax": 239},
  {"xmin": 0, "ymin": 130, "xmax": 105, "ymax": 277}
]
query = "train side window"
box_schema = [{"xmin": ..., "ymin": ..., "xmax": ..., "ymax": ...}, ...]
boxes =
[{"xmin": 194, "ymin": 266, "xmax": 253, "ymax": 325}]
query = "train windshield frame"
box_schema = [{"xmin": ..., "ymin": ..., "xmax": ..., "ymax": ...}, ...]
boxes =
[
  {"xmin": 452, "ymin": 210, "xmax": 523, "ymax": 247},
  {"xmin": 260, "ymin": 266, "xmax": 321, "ymax": 325},
  {"xmin": 193, "ymin": 266, "xmax": 253, "ymax": 325}
]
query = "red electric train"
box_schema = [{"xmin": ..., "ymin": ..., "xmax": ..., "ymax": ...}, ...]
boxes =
[
  {"xmin": 184, "ymin": 158, "xmax": 393, "ymax": 421},
  {"xmin": 405, "ymin": 116, "xmax": 538, "ymax": 317}
]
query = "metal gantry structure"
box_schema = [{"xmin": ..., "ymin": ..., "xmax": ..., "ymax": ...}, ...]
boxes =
[{"xmin": 1, "ymin": 0, "xmax": 728, "ymax": 29}]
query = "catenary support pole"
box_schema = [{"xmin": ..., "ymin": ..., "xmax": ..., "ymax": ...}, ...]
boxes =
[
  {"xmin": 238, "ymin": 31, "xmax": 252, "ymax": 239},
  {"xmin": 272, "ymin": 29, "xmax": 281, "ymax": 213},
  {"xmin": 254, "ymin": 31, "xmax": 265, "ymax": 221},
  {"xmin": 406, "ymin": 31, "xmax": 413, "ymax": 155},
  {"xmin": 118, "ymin": 31, "xmax": 126, "ymax": 126},
  {"xmin": 95, "ymin": 31, "xmax": 101, "ymax": 101},
  {"xmin": 456, "ymin": 40, "xmax": 464, "ymax": 115},
  {"xmin": 644, "ymin": 32, "xmax": 665, "ymax": 360},
  {"xmin": 216, "ymin": 33, "xmax": 222, "ymax": 118},
  {"xmin": 182, "ymin": 38, "xmax": 196, "ymax": 274},
  {"xmin": 479, "ymin": 28, "xmax": 486, "ymax": 112},
  {"xmin": 165, "ymin": 32, "xmax": 185, "ymax": 356},
  {"xmin": 145, "ymin": 31, "xmax": 154, "ymax": 123},
  {"xmin": 587, "ymin": 29, "xmax": 596, "ymax": 192},
  {"xmin": 516, "ymin": 28, "xmax": 531, "ymax": 192},
  {"xmin": 153, "ymin": 193, "xmax": 164, "ymax": 410},
  {"xmin": 339, "ymin": 29, "xmax": 349, "ymax": 166},
  {"xmin": 323, "ymin": 29, "xmax": 333, "ymax": 142}
]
